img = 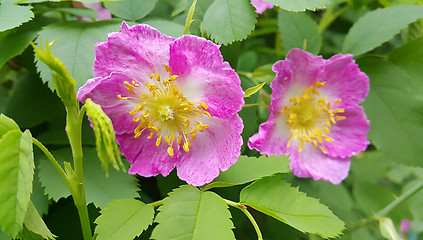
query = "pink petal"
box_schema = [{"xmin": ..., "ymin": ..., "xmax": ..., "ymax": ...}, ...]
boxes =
[
  {"xmin": 93, "ymin": 22, "xmax": 174, "ymax": 81},
  {"xmin": 289, "ymin": 144, "xmax": 351, "ymax": 184},
  {"xmin": 250, "ymin": 0, "xmax": 274, "ymax": 14},
  {"xmin": 121, "ymin": 132, "xmax": 178, "ymax": 177},
  {"xmin": 321, "ymin": 106, "xmax": 370, "ymax": 158},
  {"xmin": 176, "ymin": 115, "xmax": 243, "ymax": 186},
  {"xmin": 77, "ymin": 73, "xmax": 139, "ymax": 135},
  {"xmin": 169, "ymin": 35, "xmax": 244, "ymax": 118},
  {"xmin": 319, "ymin": 53, "xmax": 369, "ymax": 108},
  {"xmin": 73, "ymin": 2, "xmax": 111, "ymax": 22},
  {"xmin": 248, "ymin": 111, "xmax": 291, "ymax": 156}
]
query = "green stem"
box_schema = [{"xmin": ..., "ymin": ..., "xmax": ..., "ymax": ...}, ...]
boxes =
[
  {"xmin": 224, "ymin": 199, "xmax": 263, "ymax": 240},
  {"xmin": 318, "ymin": 3, "xmax": 350, "ymax": 33},
  {"xmin": 65, "ymin": 103, "xmax": 92, "ymax": 240},
  {"xmin": 32, "ymin": 137, "xmax": 68, "ymax": 184},
  {"xmin": 375, "ymin": 180, "xmax": 423, "ymax": 218}
]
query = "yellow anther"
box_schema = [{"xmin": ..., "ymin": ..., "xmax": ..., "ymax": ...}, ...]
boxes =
[
  {"xmin": 330, "ymin": 117, "xmax": 336, "ymax": 124},
  {"xmin": 169, "ymin": 75, "xmax": 178, "ymax": 81},
  {"xmin": 132, "ymin": 81, "xmax": 140, "ymax": 87},
  {"xmin": 303, "ymin": 134, "xmax": 311, "ymax": 142},
  {"xmin": 118, "ymin": 94, "xmax": 128, "ymax": 100},
  {"xmin": 191, "ymin": 132, "xmax": 196, "ymax": 140},
  {"xmin": 314, "ymin": 81, "xmax": 326, "ymax": 88},
  {"xmin": 150, "ymin": 73, "xmax": 155, "ymax": 79},
  {"xmin": 164, "ymin": 64, "xmax": 172, "ymax": 73},
  {"xmin": 165, "ymin": 136, "xmax": 172, "ymax": 146},
  {"xmin": 185, "ymin": 119, "xmax": 190, "ymax": 128},
  {"xmin": 326, "ymin": 121, "xmax": 331, "ymax": 127},
  {"xmin": 324, "ymin": 127, "xmax": 330, "ymax": 134},
  {"xmin": 334, "ymin": 99, "xmax": 342, "ymax": 103},
  {"xmin": 139, "ymin": 94, "xmax": 149, "ymax": 99},
  {"xmin": 183, "ymin": 142, "xmax": 190, "ymax": 152},
  {"xmin": 156, "ymin": 137, "xmax": 162, "ymax": 147},
  {"xmin": 201, "ymin": 100, "xmax": 209, "ymax": 109},
  {"xmin": 202, "ymin": 110, "xmax": 211, "ymax": 118},
  {"xmin": 336, "ymin": 116, "xmax": 346, "ymax": 121},
  {"xmin": 173, "ymin": 85, "xmax": 179, "ymax": 93},
  {"xmin": 167, "ymin": 147, "xmax": 174, "ymax": 157},
  {"xmin": 147, "ymin": 132, "xmax": 155, "ymax": 139},
  {"xmin": 319, "ymin": 146, "xmax": 328, "ymax": 154},
  {"xmin": 156, "ymin": 72, "xmax": 160, "ymax": 81},
  {"xmin": 335, "ymin": 108, "xmax": 344, "ymax": 113},
  {"xmin": 177, "ymin": 135, "xmax": 183, "ymax": 144},
  {"xmin": 127, "ymin": 87, "xmax": 135, "ymax": 94}
]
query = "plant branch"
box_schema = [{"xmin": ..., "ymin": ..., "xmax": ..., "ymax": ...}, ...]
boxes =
[
  {"xmin": 224, "ymin": 199, "xmax": 263, "ymax": 240},
  {"xmin": 32, "ymin": 137, "xmax": 68, "ymax": 184}
]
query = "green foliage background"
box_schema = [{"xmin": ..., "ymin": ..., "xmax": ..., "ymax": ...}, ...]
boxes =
[{"xmin": 1, "ymin": 0, "xmax": 423, "ymax": 239}]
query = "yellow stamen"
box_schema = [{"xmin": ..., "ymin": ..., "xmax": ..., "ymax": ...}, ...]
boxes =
[{"xmin": 167, "ymin": 147, "xmax": 174, "ymax": 157}]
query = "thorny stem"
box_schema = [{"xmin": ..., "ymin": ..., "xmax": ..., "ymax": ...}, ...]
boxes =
[
  {"xmin": 348, "ymin": 180, "xmax": 423, "ymax": 233},
  {"xmin": 65, "ymin": 103, "xmax": 92, "ymax": 240},
  {"xmin": 224, "ymin": 199, "xmax": 263, "ymax": 240},
  {"xmin": 375, "ymin": 180, "xmax": 423, "ymax": 219}
]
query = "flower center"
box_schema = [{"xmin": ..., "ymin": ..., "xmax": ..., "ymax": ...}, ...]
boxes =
[
  {"xmin": 281, "ymin": 81, "xmax": 345, "ymax": 154},
  {"xmin": 117, "ymin": 64, "xmax": 211, "ymax": 158}
]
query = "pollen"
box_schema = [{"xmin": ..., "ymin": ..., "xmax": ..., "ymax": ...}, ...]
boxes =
[
  {"xmin": 117, "ymin": 64, "xmax": 212, "ymax": 157},
  {"xmin": 282, "ymin": 81, "xmax": 345, "ymax": 154}
]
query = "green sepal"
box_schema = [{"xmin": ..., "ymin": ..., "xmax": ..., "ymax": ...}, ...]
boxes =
[
  {"xmin": 378, "ymin": 218, "xmax": 402, "ymax": 240},
  {"xmin": 183, "ymin": 0, "xmax": 197, "ymax": 35},
  {"xmin": 30, "ymin": 40, "xmax": 77, "ymax": 108},
  {"xmin": 85, "ymin": 98, "xmax": 125, "ymax": 176},
  {"xmin": 244, "ymin": 82, "xmax": 265, "ymax": 98}
]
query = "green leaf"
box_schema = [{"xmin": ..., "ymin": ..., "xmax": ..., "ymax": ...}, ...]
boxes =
[
  {"xmin": 0, "ymin": 4, "xmax": 34, "ymax": 32},
  {"xmin": 23, "ymin": 201, "xmax": 55, "ymax": 240},
  {"xmin": 359, "ymin": 52, "xmax": 423, "ymax": 167},
  {"xmin": 379, "ymin": 218, "xmax": 402, "ymax": 240},
  {"xmin": 35, "ymin": 20, "xmax": 121, "ymax": 91},
  {"xmin": 277, "ymin": 10, "xmax": 321, "ymax": 55},
  {"xmin": 0, "ymin": 114, "xmax": 19, "ymax": 137},
  {"xmin": 51, "ymin": 7, "xmax": 99, "ymax": 20},
  {"xmin": 240, "ymin": 175, "xmax": 345, "ymax": 238},
  {"xmin": 94, "ymin": 199, "xmax": 154, "ymax": 240},
  {"xmin": 268, "ymin": 0, "xmax": 329, "ymax": 11},
  {"xmin": 38, "ymin": 148, "xmax": 138, "ymax": 208},
  {"xmin": 104, "ymin": 0, "xmax": 158, "ymax": 21},
  {"xmin": 204, "ymin": 155, "xmax": 290, "ymax": 190},
  {"xmin": 244, "ymin": 82, "xmax": 265, "ymax": 98},
  {"xmin": 342, "ymin": 5, "xmax": 423, "ymax": 55},
  {"xmin": 142, "ymin": 19, "xmax": 184, "ymax": 37},
  {"xmin": 85, "ymin": 98, "xmax": 124, "ymax": 176},
  {"xmin": 408, "ymin": 19, "xmax": 423, "ymax": 42},
  {"xmin": 151, "ymin": 185, "xmax": 235, "ymax": 240},
  {"xmin": 0, "ymin": 130, "xmax": 34, "ymax": 238},
  {"xmin": 0, "ymin": 27, "xmax": 40, "ymax": 68},
  {"xmin": 201, "ymin": 0, "xmax": 257, "ymax": 45}
]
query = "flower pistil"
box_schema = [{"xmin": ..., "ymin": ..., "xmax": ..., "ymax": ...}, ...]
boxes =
[
  {"xmin": 118, "ymin": 64, "xmax": 212, "ymax": 157},
  {"xmin": 282, "ymin": 81, "xmax": 345, "ymax": 154}
]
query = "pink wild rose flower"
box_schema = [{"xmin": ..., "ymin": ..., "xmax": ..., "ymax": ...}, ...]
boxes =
[
  {"xmin": 77, "ymin": 22, "xmax": 244, "ymax": 186},
  {"xmin": 73, "ymin": 2, "xmax": 111, "ymax": 21},
  {"xmin": 251, "ymin": 0, "xmax": 274, "ymax": 14},
  {"xmin": 248, "ymin": 48, "xmax": 370, "ymax": 184}
]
